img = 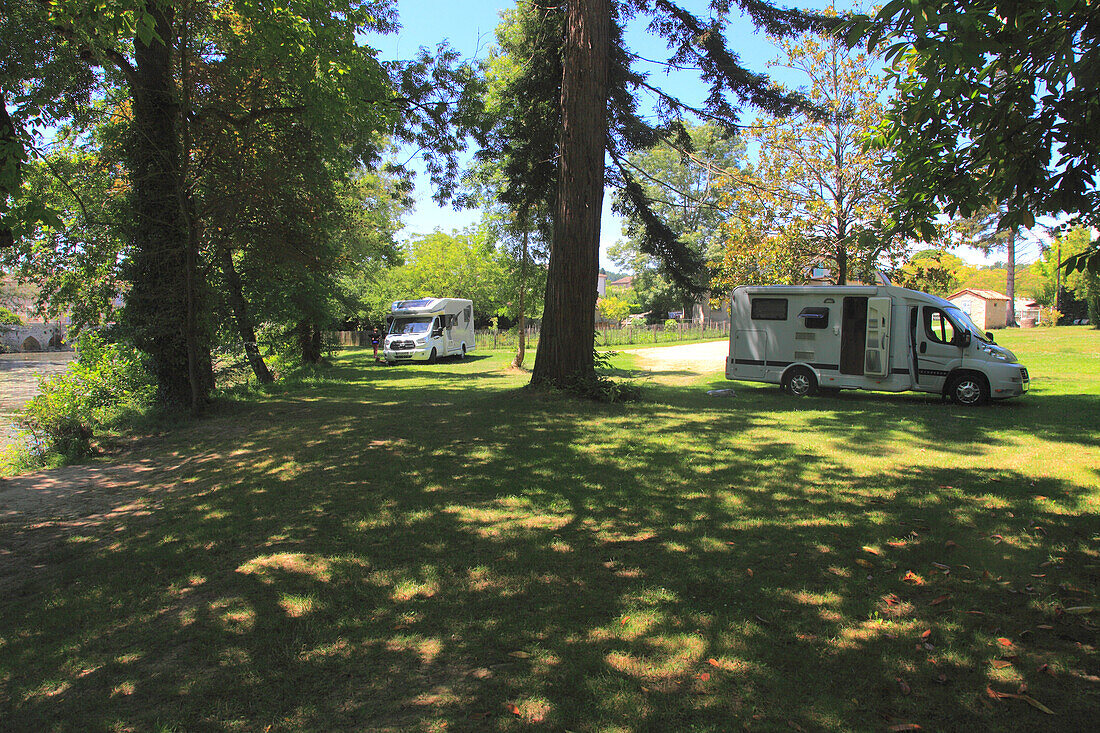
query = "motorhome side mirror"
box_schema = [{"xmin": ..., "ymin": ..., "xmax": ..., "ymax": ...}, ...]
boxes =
[
  {"xmin": 432, "ymin": 328, "xmax": 443, "ymax": 338},
  {"xmin": 956, "ymin": 331, "xmax": 971, "ymax": 347},
  {"xmin": 986, "ymin": 331, "xmax": 995, "ymax": 342}
]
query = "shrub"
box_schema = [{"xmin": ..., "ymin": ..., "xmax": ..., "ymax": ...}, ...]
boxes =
[
  {"xmin": 1038, "ymin": 306, "xmax": 1062, "ymax": 326},
  {"xmin": 16, "ymin": 331, "xmax": 154, "ymax": 463},
  {"xmin": 0, "ymin": 307, "xmax": 23, "ymax": 325},
  {"xmin": 664, "ymin": 318, "xmax": 678, "ymax": 331}
]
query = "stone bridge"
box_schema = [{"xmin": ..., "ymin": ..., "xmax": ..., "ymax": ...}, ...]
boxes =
[{"xmin": 0, "ymin": 323, "xmax": 70, "ymax": 353}]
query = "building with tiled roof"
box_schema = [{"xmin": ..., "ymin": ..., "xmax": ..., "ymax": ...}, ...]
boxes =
[{"xmin": 947, "ymin": 288, "xmax": 1011, "ymax": 330}]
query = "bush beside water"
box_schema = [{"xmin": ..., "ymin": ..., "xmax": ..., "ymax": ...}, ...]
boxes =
[{"xmin": 6, "ymin": 332, "xmax": 154, "ymax": 469}]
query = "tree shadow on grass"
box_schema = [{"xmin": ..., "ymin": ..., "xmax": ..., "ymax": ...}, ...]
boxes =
[{"xmin": 2, "ymin": 359, "xmax": 1098, "ymax": 731}]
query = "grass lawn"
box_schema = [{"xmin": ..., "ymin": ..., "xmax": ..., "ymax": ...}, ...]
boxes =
[{"xmin": 1, "ymin": 327, "xmax": 1098, "ymax": 732}]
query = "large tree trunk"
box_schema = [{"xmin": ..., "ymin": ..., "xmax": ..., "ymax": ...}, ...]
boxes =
[
  {"xmin": 298, "ymin": 322, "xmax": 323, "ymax": 364},
  {"xmin": 531, "ymin": 0, "xmax": 609, "ymax": 389},
  {"xmin": 0, "ymin": 91, "xmax": 24, "ymax": 249},
  {"xmin": 125, "ymin": 1, "xmax": 208, "ymax": 409},
  {"xmin": 218, "ymin": 245, "xmax": 274, "ymax": 383}
]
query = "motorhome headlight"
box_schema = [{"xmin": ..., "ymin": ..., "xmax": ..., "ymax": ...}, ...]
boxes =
[
  {"xmin": 979, "ymin": 344, "xmax": 1008, "ymax": 360},
  {"xmin": 414, "ymin": 337, "xmax": 427, "ymax": 346}
]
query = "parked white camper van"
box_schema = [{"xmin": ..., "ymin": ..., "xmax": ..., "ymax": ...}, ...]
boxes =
[
  {"xmin": 726, "ymin": 285, "xmax": 1029, "ymax": 405},
  {"xmin": 383, "ymin": 298, "xmax": 475, "ymax": 364}
]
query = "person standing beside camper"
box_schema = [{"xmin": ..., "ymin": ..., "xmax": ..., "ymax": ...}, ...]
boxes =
[{"xmin": 370, "ymin": 326, "xmax": 381, "ymax": 362}]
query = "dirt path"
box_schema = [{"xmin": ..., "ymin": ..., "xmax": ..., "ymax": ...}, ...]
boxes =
[{"xmin": 627, "ymin": 339, "xmax": 729, "ymax": 376}]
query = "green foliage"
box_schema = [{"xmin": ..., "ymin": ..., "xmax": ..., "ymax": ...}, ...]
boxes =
[
  {"xmin": 849, "ymin": 1, "xmax": 1100, "ymax": 238},
  {"xmin": 0, "ymin": 305, "xmax": 22, "ymax": 324},
  {"xmin": 368, "ymin": 228, "xmax": 511, "ymax": 323},
  {"xmin": 1, "ymin": 138, "xmax": 130, "ymax": 330},
  {"xmin": 894, "ymin": 250, "xmax": 960, "ymax": 296},
  {"xmin": 610, "ymin": 122, "xmax": 746, "ymax": 300},
  {"xmin": 719, "ymin": 21, "xmax": 901, "ymax": 287},
  {"xmin": 597, "ymin": 295, "xmax": 632, "ymax": 324},
  {"xmin": 16, "ymin": 331, "xmax": 154, "ymax": 463}
]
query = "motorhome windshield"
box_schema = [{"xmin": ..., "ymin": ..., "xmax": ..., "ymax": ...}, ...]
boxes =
[
  {"xmin": 390, "ymin": 317, "xmax": 432, "ymax": 335},
  {"xmin": 944, "ymin": 306, "xmax": 991, "ymax": 342}
]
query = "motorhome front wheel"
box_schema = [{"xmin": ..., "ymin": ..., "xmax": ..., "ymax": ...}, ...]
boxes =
[{"xmin": 948, "ymin": 373, "xmax": 989, "ymax": 406}]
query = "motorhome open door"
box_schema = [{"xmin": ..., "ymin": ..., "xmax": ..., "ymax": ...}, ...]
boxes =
[{"xmin": 864, "ymin": 297, "xmax": 891, "ymax": 377}]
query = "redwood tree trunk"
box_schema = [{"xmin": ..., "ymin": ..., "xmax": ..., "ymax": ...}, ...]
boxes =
[
  {"xmin": 126, "ymin": 1, "xmax": 206, "ymax": 409},
  {"xmin": 531, "ymin": 0, "xmax": 609, "ymax": 389}
]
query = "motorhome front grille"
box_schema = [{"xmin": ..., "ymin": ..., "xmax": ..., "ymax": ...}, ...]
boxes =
[{"xmin": 392, "ymin": 340, "xmax": 416, "ymax": 350}]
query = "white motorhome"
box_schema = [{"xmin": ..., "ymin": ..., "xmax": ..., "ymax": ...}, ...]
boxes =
[
  {"xmin": 383, "ymin": 298, "xmax": 475, "ymax": 364},
  {"xmin": 726, "ymin": 285, "xmax": 1029, "ymax": 405}
]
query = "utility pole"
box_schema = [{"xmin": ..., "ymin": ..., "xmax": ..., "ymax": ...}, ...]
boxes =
[{"xmin": 1055, "ymin": 236, "xmax": 1062, "ymax": 321}]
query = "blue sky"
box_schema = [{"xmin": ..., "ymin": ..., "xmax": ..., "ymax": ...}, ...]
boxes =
[{"xmin": 365, "ymin": 2, "xmax": 1032, "ymax": 269}]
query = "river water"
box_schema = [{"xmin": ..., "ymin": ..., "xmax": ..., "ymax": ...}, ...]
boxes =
[{"xmin": 0, "ymin": 352, "xmax": 76, "ymax": 448}]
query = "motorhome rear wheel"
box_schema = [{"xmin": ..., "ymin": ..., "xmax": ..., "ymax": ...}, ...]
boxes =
[{"xmin": 784, "ymin": 366, "xmax": 818, "ymax": 397}]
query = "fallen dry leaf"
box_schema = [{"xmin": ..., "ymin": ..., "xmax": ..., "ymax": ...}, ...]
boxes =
[
  {"xmin": 699, "ymin": 672, "xmax": 710, "ymax": 681},
  {"xmin": 863, "ymin": 546, "xmax": 882, "ymax": 556},
  {"xmin": 1064, "ymin": 605, "xmax": 1096, "ymax": 615},
  {"xmin": 997, "ymin": 638, "xmax": 1013, "ymax": 647},
  {"xmin": 707, "ymin": 658, "xmax": 720, "ymax": 668},
  {"xmin": 856, "ymin": 558, "xmax": 873, "ymax": 568},
  {"xmin": 931, "ymin": 594, "xmax": 952, "ymax": 606},
  {"xmin": 887, "ymin": 725, "xmax": 922, "ymax": 732},
  {"xmin": 747, "ymin": 567, "xmax": 754, "ymax": 577},
  {"xmin": 887, "ymin": 540, "xmax": 907, "ymax": 548},
  {"xmin": 992, "ymin": 660, "xmax": 1013, "ymax": 669},
  {"xmin": 921, "ymin": 629, "xmax": 932, "ymax": 640},
  {"xmin": 509, "ymin": 651, "xmax": 531, "ymax": 659},
  {"xmin": 945, "ymin": 540, "xmax": 958, "ymax": 549},
  {"xmin": 902, "ymin": 571, "xmax": 925, "ymax": 585},
  {"xmin": 505, "ymin": 703, "xmax": 520, "ymax": 716}
]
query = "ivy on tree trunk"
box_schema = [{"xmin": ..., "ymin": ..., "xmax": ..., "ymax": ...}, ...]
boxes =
[{"xmin": 125, "ymin": 1, "xmax": 208, "ymax": 411}]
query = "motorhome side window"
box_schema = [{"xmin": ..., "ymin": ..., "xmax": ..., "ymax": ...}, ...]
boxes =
[
  {"xmin": 798, "ymin": 307, "xmax": 829, "ymax": 329},
  {"xmin": 751, "ymin": 298, "xmax": 788, "ymax": 320},
  {"xmin": 923, "ymin": 307, "xmax": 957, "ymax": 344}
]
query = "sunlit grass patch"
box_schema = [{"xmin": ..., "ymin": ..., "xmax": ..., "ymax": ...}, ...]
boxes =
[{"xmin": 237, "ymin": 553, "xmax": 333, "ymax": 583}]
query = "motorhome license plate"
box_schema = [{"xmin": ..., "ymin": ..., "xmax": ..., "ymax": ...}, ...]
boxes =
[{"xmin": 396, "ymin": 353, "xmax": 412, "ymax": 359}]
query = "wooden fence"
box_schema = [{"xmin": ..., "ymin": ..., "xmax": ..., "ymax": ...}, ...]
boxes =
[{"xmin": 329, "ymin": 321, "xmax": 731, "ymax": 352}]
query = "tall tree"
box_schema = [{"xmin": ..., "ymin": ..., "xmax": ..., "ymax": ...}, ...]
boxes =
[
  {"xmin": 492, "ymin": 0, "xmax": 834, "ymax": 390},
  {"xmin": 954, "ymin": 203, "xmax": 1019, "ymax": 325},
  {"xmin": 847, "ymin": 1, "xmax": 1099, "ymax": 273},
  {"xmin": 463, "ymin": 4, "xmax": 556, "ymax": 367},
  {"xmin": 722, "ymin": 20, "xmax": 900, "ymax": 286},
  {"xmin": 7, "ymin": 1, "xmax": 483, "ymax": 403},
  {"xmin": 532, "ymin": 0, "xmax": 611, "ymax": 388}
]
